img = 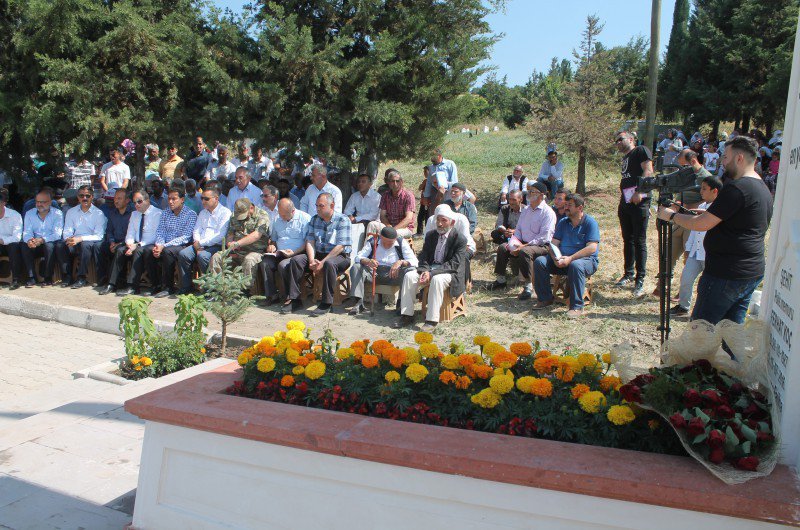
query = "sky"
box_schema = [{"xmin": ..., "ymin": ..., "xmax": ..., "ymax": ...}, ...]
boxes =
[{"xmin": 214, "ymin": 0, "xmax": 677, "ymax": 87}]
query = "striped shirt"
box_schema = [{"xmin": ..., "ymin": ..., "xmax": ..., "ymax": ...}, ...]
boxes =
[
  {"xmin": 66, "ymin": 161, "xmax": 95, "ymax": 189},
  {"xmin": 155, "ymin": 205, "xmax": 197, "ymax": 247},
  {"xmin": 306, "ymin": 212, "xmax": 351, "ymax": 255}
]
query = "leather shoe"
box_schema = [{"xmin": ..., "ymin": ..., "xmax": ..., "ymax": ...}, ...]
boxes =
[
  {"xmin": 311, "ymin": 303, "xmax": 332, "ymax": 317},
  {"xmin": 349, "ymin": 303, "xmax": 366, "ymax": 316},
  {"xmin": 392, "ymin": 315, "xmax": 414, "ymax": 329},
  {"xmin": 280, "ymin": 299, "xmax": 303, "ymax": 315},
  {"xmin": 25, "ymin": 278, "xmax": 37, "ymax": 288},
  {"xmin": 61, "ymin": 278, "xmax": 73, "ymax": 288},
  {"xmin": 488, "ymin": 280, "xmax": 508, "ymax": 291},
  {"xmin": 99, "ymin": 284, "xmax": 115, "ymax": 295},
  {"xmin": 153, "ymin": 290, "xmax": 171, "ymax": 298},
  {"xmin": 71, "ymin": 278, "xmax": 87, "ymax": 289},
  {"xmin": 9, "ymin": 281, "xmax": 20, "ymax": 290},
  {"xmin": 517, "ymin": 289, "xmax": 532, "ymax": 300},
  {"xmin": 117, "ymin": 287, "xmax": 135, "ymax": 296},
  {"xmin": 532, "ymin": 300, "xmax": 554, "ymax": 311}
]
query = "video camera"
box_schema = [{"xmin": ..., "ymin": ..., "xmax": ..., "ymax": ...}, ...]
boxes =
[{"xmin": 638, "ymin": 150, "xmax": 699, "ymax": 206}]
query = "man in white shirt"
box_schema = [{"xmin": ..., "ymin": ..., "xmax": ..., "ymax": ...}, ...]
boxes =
[
  {"xmin": 99, "ymin": 148, "xmax": 131, "ymax": 191},
  {"xmin": 259, "ymin": 183, "xmax": 279, "ymax": 224},
  {"xmin": 537, "ymin": 151, "xmax": 564, "ymax": 199},
  {"xmin": 105, "ymin": 190, "xmax": 163, "ymax": 296},
  {"xmin": 177, "ymin": 187, "xmax": 231, "ymax": 294},
  {"xmin": 247, "ymin": 145, "xmax": 275, "ymax": 181},
  {"xmin": 230, "ymin": 142, "xmax": 249, "ymax": 168},
  {"xmin": 703, "ymin": 143, "xmax": 720, "ymax": 173},
  {"xmin": 348, "ymin": 226, "xmax": 418, "ymax": 315},
  {"xmin": 226, "ymin": 167, "xmax": 262, "ymax": 210},
  {"xmin": 344, "ymin": 174, "xmax": 381, "ymax": 227},
  {"xmin": 204, "ymin": 145, "xmax": 237, "ymax": 182},
  {"xmin": 55, "ymin": 184, "xmax": 108, "ymax": 288},
  {"xmin": 0, "ymin": 187, "xmax": 25, "ymax": 289},
  {"xmin": 299, "ymin": 164, "xmax": 343, "ymax": 215},
  {"xmin": 20, "ymin": 188, "xmax": 63, "ymax": 286},
  {"xmin": 499, "ymin": 165, "xmax": 528, "ymax": 207}
]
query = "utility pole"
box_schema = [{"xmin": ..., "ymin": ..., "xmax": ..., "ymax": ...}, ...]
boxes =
[{"xmin": 644, "ymin": 0, "xmax": 661, "ymax": 150}]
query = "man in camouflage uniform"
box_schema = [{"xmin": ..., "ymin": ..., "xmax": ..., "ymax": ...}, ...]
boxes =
[{"xmin": 209, "ymin": 198, "xmax": 270, "ymax": 286}]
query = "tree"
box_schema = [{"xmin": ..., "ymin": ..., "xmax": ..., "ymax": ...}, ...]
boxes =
[
  {"xmin": 527, "ymin": 15, "xmax": 623, "ymax": 195},
  {"xmin": 604, "ymin": 36, "xmax": 649, "ymax": 118},
  {"xmin": 659, "ymin": 0, "xmax": 690, "ymax": 120},
  {"xmin": 251, "ymin": 0, "xmax": 501, "ymax": 176}
]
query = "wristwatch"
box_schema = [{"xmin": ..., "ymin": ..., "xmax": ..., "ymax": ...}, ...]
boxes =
[{"xmin": 669, "ymin": 212, "xmax": 678, "ymax": 221}]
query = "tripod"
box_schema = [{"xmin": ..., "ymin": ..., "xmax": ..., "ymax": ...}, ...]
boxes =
[{"xmin": 655, "ymin": 199, "xmax": 695, "ymax": 345}]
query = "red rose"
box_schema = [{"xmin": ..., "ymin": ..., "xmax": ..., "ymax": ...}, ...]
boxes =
[
  {"xmin": 683, "ymin": 389, "xmax": 703, "ymax": 408},
  {"xmin": 669, "ymin": 413, "xmax": 687, "ymax": 430},
  {"xmin": 729, "ymin": 382, "xmax": 745, "ymax": 395},
  {"xmin": 620, "ymin": 384, "xmax": 643, "ymax": 403},
  {"xmin": 701, "ymin": 389, "xmax": 723, "ymax": 406},
  {"xmin": 734, "ymin": 456, "xmax": 760, "ymax": 471},
  {"xmin": 707, "ymin": 429, "xmax": 725, "ymax": 448},
  {"xmin": 686, "ymin": 417, "xmax": 706, "ymax": 437},
  {"xmin": 709, "ymin": 447, "xmax": 726, "ymax": 464},
  {"xmin": 757, "ymin": 431, "xmax": 774, "ymax": 443},
  {"xmin": 716, "ymin": 405, "xmax": 734, "ymax": 419},
  {"xmin": 631, "ymin": 374, "xmax": 655, "ymax": 387}
]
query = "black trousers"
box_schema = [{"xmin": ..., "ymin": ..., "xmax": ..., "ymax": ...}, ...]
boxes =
[
  {"xmin": 259, "ymin": 253, "xmax": 293, "ymax": 298},
  {"xmin": 154, "ymin": 245, "xmax": 187, "ymax": 291},
  {"xmin": 55, "ymin": 240, "xmax": 103, "ymax": 281},
  {"xmin": 19, "ymin": 241, "xmax": 57, "ymax": 281},
  {"xmin": 129, "ymin": 244, "xmax": 158, "ymax": 290},
  {"xmin": 494, "ymin": 243, "xmax": 547, "ymax": 279},
  {"xmin": 0, "ymin": 243, "xmax": 25, "ymax": 281},
  {"xmin": 285, "ymin": 253, "xmax": 350, "ymax": 304},
  {"xmin": 618, "ymin": 201, "xmax": 650, "ymax": 280}
]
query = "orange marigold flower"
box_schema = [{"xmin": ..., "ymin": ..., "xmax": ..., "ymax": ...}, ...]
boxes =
[
  {"xmin": 534, "ymin": 349, "xmax": 552, "ymax": 359},
  {"xmin": 388, "ymin": 348, "xmax": 407, "ymax": 369},
  {"xmin": 304, "ymin": 352, "xmax": 316, "ymax": 361},
  {"xmin": 280, "ymin": 375, "xmax": 295, "ymax": 387},
  {"xmin": 530, "ymin": 378, "xmax": 553, "ymax": 398},
  {"xmin": 455, "ymin": 375, "xmax": 472, "ymax": 390},
  {"xmin": 599, "ymin": 375, "xmax": 622, "ymax": 393},
  {"xmin": 491, "ymin": 350, "xmax": 519, "ymax": 369},
  {"xmin": 571, "ymin": 384, "xmax": 591, "ymax": 400},
  {"xmin": 555, "ymin": 365, "xmax": 575, "ymax": 382},
  {"xmin": 509, "ymin": 342, "xmax": 533, "ymax": 356},
  {"xmin": 472, "ymin": 364, "xmax": 493, "ymax": 380},
  {"xmin": 361, "ymin": 354, "xmax": 379, "ymax": 369},
  {"xmin": 533, "ymin": 356, "xmax": 559, "ymax": 375},
  {"xmin": 439, "ymin": 370, "xmax": 457, "ymax": 385},
  {"xmin": 372, "ymin": 339, "xmax": 393, "ymax": 358},
  {"xmin": 296, "ymin": 356, "xmax": 310, "ymax": 367},
  {"xmin": 458, "ymin": 353, "xmax": 477, "ymax": 367}
]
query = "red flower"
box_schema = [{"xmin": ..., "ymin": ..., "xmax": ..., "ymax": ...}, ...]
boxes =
[
  {"xmin": 619, "ymin": 384, "xmax": 642, "ymax": 403},
  {"xmin": 669, "ymin": 413, "xmax": 687, "ymax": 430},
  {"xmin": 734, "ymin": 456, "xmax": 760, "ymax": 471},
  {"xmin": 256, "ymin": 381, "xmax": 267, "ymax": 391},
  {"xmin": 631, "ymin": 374, "xmax": 655, "ymax": 387},
  {"xmin": 686, "ymin": 416, "xmax": 706, "ymax": 437},
  {"xmin": 716, "ymin": 405, "xmax": 734, "ymax": 419},
  {"xmin": 757, "ymin": 431, "xmax": 774, "ymax": 443},
  {"xmin": 701, "ymin": 389, "xmax": 723, "ymax": 406},
  {"xmin": 707, "ymin": 429, "xmax": 725, "ymax": 449},
  {"xmin": 709, "ymin": 447, "xmax": 726, "ymax": 464},
  {"xmin": 729, "ymin": 382, "xmax": 745, "ymax": 395},
  {"xmin": 683, "ymin": 389, "xmax": 703, "ymax": 408}
]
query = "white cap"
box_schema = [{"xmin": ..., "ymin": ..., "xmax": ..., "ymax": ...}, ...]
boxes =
[{"xmin": 433, "ymin": 204, "xmax": 457, "ymax": 221}]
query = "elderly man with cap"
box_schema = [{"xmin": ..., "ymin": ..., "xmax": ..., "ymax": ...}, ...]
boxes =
[
  {"xmin": 210, "ymin": 197, "xmax": 270, "ymax": 286},
  {"xmin": 500, "ymin": 164, "xmax": 529, "ymax": 207},
  {"xmin": 395, "ymin": 207, "xmax": 467, "ymax": 331},
  {"xmin": 348, "ymin": 226, "xmax": 418, "ymax": 316},
  {"xmin": 444, "ymin": 182, "xmax": 477, "ymax": 234},
  {"xmin": 259, "ymin": 198, "xmax": 311, "ymax": 305},
  {"xmin": 489, "ymin": 180, "xmax": 556, "ymax": 298}
]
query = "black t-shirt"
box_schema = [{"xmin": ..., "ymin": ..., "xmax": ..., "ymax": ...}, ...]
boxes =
[
  {"xmin": 620, "ymin": 146, "xmax": 652, "ymax": 202},
  {"xmin": 704, "ymin": 176, "xmax": 773, "ymax": 280}
]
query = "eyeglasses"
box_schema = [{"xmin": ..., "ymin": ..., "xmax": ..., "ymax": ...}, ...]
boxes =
[
  {"xmin": 78, "ymin": 194, "xmax": 92, "ymax": 199},
  {"xmin": 201, "ymin": 197, "xmax": 213, "ymax": 202},
  {"xmin": 133, "ymin": 199, "xmax": 145, "ymax": 205},
  {"xmin": 261, "ymin": 194, "xmax": 272, "ymax": 198}
]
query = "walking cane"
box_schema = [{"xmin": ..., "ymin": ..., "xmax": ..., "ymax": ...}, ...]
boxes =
[{"xmin": 367, "ymin": 232, "xmax": 380, "ymax": 316}]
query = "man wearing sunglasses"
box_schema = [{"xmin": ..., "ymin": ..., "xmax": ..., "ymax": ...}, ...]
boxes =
[{"xmin": 55, "ymin": 184, "xmax": 108, "ymax": 288}]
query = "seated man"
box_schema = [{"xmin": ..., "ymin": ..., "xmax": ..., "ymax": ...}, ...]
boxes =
[
  {"xmin": 55, "ymin": 184, "xmax": 107, "ymax": 288},
  {"xmin": 152, "ymin": 187, "xmax": 197, "ymax": 297},
  {"xmin": 395, "ymin": 207, "xmax": 467, "ymax": 332},
  {"xmin": 490, "ymin": 181, "xmax": 556, "ymax": 298},
  {"xmin": 423, "ymin": 204, "xmax": 476, "ymax": 257},
  {"xmin": 499, "ymin": 164, "xmax": 528, "ymax": 208},
  {"xmin": 0, "ymin": 187, "xmax": 24, "ymax": 289},
  {"xmin": 444, "ymin": 182, "xmax": 477, "ymax": 234},
  {"xmin": 344, "ymin": 173, "xmax": 381, "ymax": 228},
  {"xmin": 258, "ymin": 183, "xmax": 279, "ymax": 224},
  {"xmin": 111, "ymin": 190, "xmax": 163, "ymax": 295},
  {"xmin": 367, "ymin": 169, "xmax": 415, "ymax": 239},
  {"xmin": 20, "ymin": 188, "xmax": 63, "ymax": 287},
  {"xmin": 537, "ymin": 150, "xmax": 564, "ymax": 199},
  {"xmin": 552, "ymin": 189, "xmax": 568, "ymax": 222},
  {"xmin": 348, "ymin": 226, "xmax": 418, "ymax": 316},
  {"xmin": 226, "ymin": 167, "xmax": 262, "ymax": 210},
  {"xmin": 209, "ymin": 198, "xmax": 269, "ymax": 287},
  {"xmin": 99, "ymin": 188, "xmax": 132, "ymax": 291},
  {"xmin": 532, "ymin": 193, "xmax": 600, "ymax": 318},
  {"xmin": 492, "ymin": 190, "xmax": 523, "ymax": 244},
  {"xmin": 177, "ymin": 186, "xmax": 231, "ymax": 295},
  {"xmin": 283, "ymin": 192, "xmax": 351, "ymax": 316},
  {"xmin": 260, "ymin": 198, "xmax": 311, "ymax": 305}
]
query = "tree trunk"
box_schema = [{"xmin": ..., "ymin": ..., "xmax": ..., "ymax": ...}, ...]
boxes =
[
  {"xmin": 734, "ymin": 117, "xmax": 740, "ymax": 131},
  {"xmin": 221, "ymin": 320, "xmax": 227, "ymax": 356},
  {"xmin": 357, "ymin": 146, "xmax": 379, "ymax": 179},
  {"xmin": 711, "ymin": 119, "xmax": 719, "ymax": 139},
  {"xmin": 577, "ymin": 146, "xmax": 587, "ymax": 195},
  {"xmin": 765, "ymin": 118, "xmax": 773, "ymax": 139},
  {"xmin": 741, "ymin": 114, "xmax": 751, "ymax": 133},
  {"xmin": 134, "ymin": 147, "xmax": 146, "ymax": 191}
]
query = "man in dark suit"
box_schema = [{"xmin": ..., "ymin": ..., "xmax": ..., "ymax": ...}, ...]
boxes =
[{"xmin": 394, "ymin": 207, "xmax": 467, "ymax": 331}]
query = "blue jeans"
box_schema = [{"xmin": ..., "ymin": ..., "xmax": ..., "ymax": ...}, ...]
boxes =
[
  {"xmin": 537, "ymin": 176, "xmax": 563, "ymax": 199},
  {"xmin": 178, "ymin": 244, "xmax": 221, "ymax": 292},
  {"xmin": 534, "ymin": 255, "xmax": 598, "ymax": 310},
  {"xmin": 691, "ymin": 272, "xmax": 761, "ymax": 325}
]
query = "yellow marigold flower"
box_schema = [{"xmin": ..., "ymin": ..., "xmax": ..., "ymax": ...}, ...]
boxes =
[
  {"xmin": 419, "ymin": 343, "xmax": 439, "ymax": 358},
  {"xmin": 555, "ymin": 357, "xmax": 578, "ymax": 382},
  {"xmin": 473, "ymin": 335, "xmax": 491, "ymax": 347},
  {"xmin": 577, "ymin": 353, "xmax": 600, "ymax": 372},
  {"xmin": 237, "ymin": 351, "xmax": 252, "ymax": 366},
  {"xmin": 257, "ymin": 357, "xmax": 276, "ymax": 373},
  {"xmin": 286, "ymin": 320, "xmax": 305, "ymax": 331},
  {"xmin": 599, "ymin": 375, "xmax": 622, "ymax": 393},
  {"xmin": 491, "ymin": 350, "xmax": 518, "ymax": 369},
  {"xmin": 285, "ymin": 348, "xmax": 300, "ymax": 364},
  {"xmin": 276, "ymin": 339, "xmax": 292, "ymax": 352},
  {"xmin": 361, "ymin": 354, "xmax": 379, "ymax": 369},
  {"xmin": 273, "ymin": 331, "xmax": 285, "ymax": 340},
  {"xmin": 414, "ymin": 331, "xmax": 434, "ymax": 344},
  {"xmin": 455, "ymin": 375, "xmax": 472, "ymax": 390},
  {"xmin": 403, "ymin": 347, "xmax": 421, "ymax": 365},
  {"xmin": 134, "ymin": 365, "xmax": 143, "ymax": 371},
  {"xmin": 516, "ymin": 376, "xmax": 536, "ymax": 393},
  {"xmin": 280, "ymin": 375, "xmax": 295, "ymax": 387},
  {"xmin": 259, "ymin": 336, "xmax": 277, "ymax": 347},
  {"xmin": 385, "ymin": 370, "xmax": 401, "ymax": 383},
  {"xmin": 471, "ymin": 388, "xmax": 501, "ymax": 408},
  {"xmin": 336, "ymin": 347, "xmax": 355, "ymax": 360},
  {"xmin": 405, "ymin": 363, "xmax": 429, "ymax": 383},
  {"xmin": 305, "ymin": 360, "xmax": 326, "ymax": 380},
  {"xmin": 509, "ymin": 342, "xmax": 533, "ymax": 356},
  {"xmin": 141, "ymin": 357, "xmax": 153, "ymax": 367},
  {"xmin": 533, "ymin": 356, "xmax": 559, "ymax": 375},
  {"xmin": 558, "ymin": 356, "xmax": 580, "ymax": 372},
  {"xmin": 286, "ymin": 329, "xmax": 305, "ymax": 343},
  {"xmin": 483, "ymin": 342, "xmax": 505, "ymax": 357},
  {"xmin": 439, "ymin": 370, "xmax": 457, "ymax": 385},
  {"xmin": 534, "ymin": 349, "xmax": 551, "ymax": 359},
  {"xmin": 601, "ymin": 352, "xmax": 612, "ymax": 364},
  {"xmin": 571, "ymin": 384, "xmax": 591, "ymax": 400},
  {"xmin": 441, "ymin": 354, "xmax": 461, "ymax": 370},
  {"xmin": 530, "ymin": 378, "xmax": 553, "ymax": 398},
  {"xmin": 131, "ymin": 355, "xmax": 140, "ymax": 365},
  {"xmin": 578, "ymin": 391, "xmax": 607, "ymax": 414},
  {"xmin": 489, "ymin": 374, "xmax": 515, "ymax": 395},
  {"xmin": 292, "ymin": 365, "xmax": 305, "ymax": 375},
  {"xmin": 388, "ymin": 348, "xmax": 407, "ymax": 369},
  {"xmin": 607, "ymin": 405, "xmax": 636, "ymax": 426}
]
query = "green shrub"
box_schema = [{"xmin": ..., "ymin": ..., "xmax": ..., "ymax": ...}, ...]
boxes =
[{"xmin": 122, "ymin": 331, "xmax": 206, "ymax": 380}]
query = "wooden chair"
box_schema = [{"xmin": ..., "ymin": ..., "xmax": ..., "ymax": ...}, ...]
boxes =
[
  {"xmin": 301, "ymin": 268, "xmax": 351, "ymax": 306},
  {"xmin": 551, "ymin": 275, "xmax": 593, "ymax": 306},
  {"xmin": 421, "ymin": 285, "xmax": 467, "ymax": 323}
]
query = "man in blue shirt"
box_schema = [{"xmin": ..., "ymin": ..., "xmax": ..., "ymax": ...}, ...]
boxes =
[
  {"xmin": 282, "ymin": 192, "xmax": 351, "ymax": 316},
  {"xmin": 20, "ymin": 188, "xmax": 63, "ymax": 286},
  {"xmin": 152, "ymin": 188, "xmax": 198, "ymax": 297},
  {"xmin": 259, "ymin": 198, "xmax": 311, "ymax": 304},
  {"xmin": 56, "ymin": 184, "xmax": 108, "ymax": 288},
  {"xmin": 99, "ymin": 188, "xmax": 132, "ymax": 291},
  {"xmin": 532, "ymin": 193, "xmax": 600, "ymax": 318},
  {"xmin": 183, "ymin": 136, "xmax": 212, "ymax": 187},
  {"xmin": 424, "ymin": 148, "xmax": 458, "ymax": 208}
]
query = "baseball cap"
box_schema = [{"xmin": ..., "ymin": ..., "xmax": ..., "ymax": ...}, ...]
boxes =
[
  {"xmin": 527, "ymin": 181, "xmax": 548, "ymax": 195},
  {"xmin": 234, "ymin": 198, "xmax": 252, "ymax": 220}
]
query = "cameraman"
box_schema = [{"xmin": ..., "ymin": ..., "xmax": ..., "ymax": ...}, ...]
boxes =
[
  {"xmin": 657, "ymin": 136, "xmax": 773, "ymax": 325},
  {"xmin": 615, "ymin": 130, "xmax": 654, "ymax": 297}
]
